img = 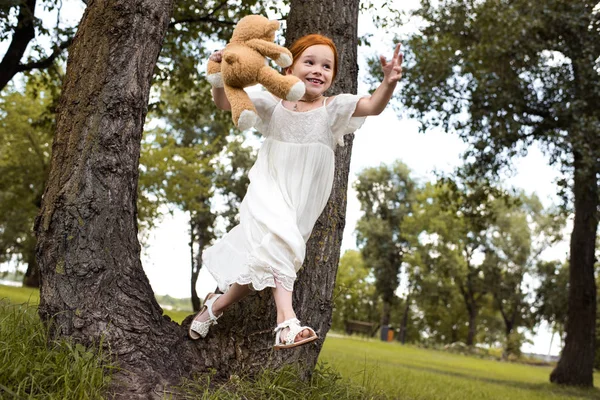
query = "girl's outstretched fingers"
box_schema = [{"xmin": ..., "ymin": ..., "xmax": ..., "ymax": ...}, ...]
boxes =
[{"xmin": 381, "ymin": 43, "xmax": 403, "ymax": 83}]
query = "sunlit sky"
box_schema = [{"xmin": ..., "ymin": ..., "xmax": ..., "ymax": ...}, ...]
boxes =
[{"xmin": 1, "ymin": 0, "xmax": 568, "ymax": 356}]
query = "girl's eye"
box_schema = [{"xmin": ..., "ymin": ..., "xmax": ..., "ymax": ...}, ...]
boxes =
[
  {"xmin": 305, "ymin": 60, "xmax": 314, "ymax": 65},
  {"xmin": 324, "ymin": 64, "xmax": 331, "ymax": 70}
]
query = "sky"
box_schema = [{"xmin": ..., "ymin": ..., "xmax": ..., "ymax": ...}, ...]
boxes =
[{"xmin": 1, "ymin": 0, "xmax": 568, "ymax": 356}]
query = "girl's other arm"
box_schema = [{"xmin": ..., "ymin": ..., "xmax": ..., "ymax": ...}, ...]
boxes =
[
  {"xmin": 353, "ymin": 43, "xmax": 402, "ymax": 117},
  {"xmin": 210, "ymin": 50, "xmax": 232, "ymax": 111},
  {"xmin": 212, "ymin": 87, "xmax": 231, "ymax": 111}
]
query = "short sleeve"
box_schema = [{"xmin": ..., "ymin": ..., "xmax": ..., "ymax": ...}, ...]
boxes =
[
  {"xmin": 248, "ymin": 90, "xmax": 279, "ymax": 135},
  {"xmin": 327, "ymin": 94, "xmax": 368, "ymax": 146}
]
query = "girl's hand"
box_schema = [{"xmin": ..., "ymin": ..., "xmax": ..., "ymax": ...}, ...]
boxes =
[
  {"xmin": 210, "ymin": 50, "xmax": 224, "ymax": 63},
  {"xmin": 380, "ymin": 43, "xmax": 403, "ymax": 84}
]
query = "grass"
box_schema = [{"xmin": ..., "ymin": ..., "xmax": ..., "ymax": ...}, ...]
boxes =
[
  {"xmin": 0, "ymin": 300, "xmax": 113, "ymax": 399},
  {"xmin": 319, "ymin": 335, "xmax": 600, "ymax": 400},
  {"xmin": 2, "ymin": 283, "xmax": 600, "ymax": 399}
]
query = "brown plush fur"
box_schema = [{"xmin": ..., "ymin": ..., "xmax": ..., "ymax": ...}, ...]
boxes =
[{"xmin": 206, "ymin": 15, "xmax": 305, "ymax": 130}]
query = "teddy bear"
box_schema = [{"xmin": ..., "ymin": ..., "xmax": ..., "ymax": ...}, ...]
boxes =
[{"xmin": 206, "ymin": 15, "xmax": 305, "ymax": 131}]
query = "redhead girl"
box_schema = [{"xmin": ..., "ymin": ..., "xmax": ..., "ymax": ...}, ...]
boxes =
[{"xmin": 189, "ymin": 33, "xmax": 402, "ymax": 349}]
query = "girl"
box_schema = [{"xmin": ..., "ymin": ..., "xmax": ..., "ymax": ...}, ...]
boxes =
[{"xmin": 189, "ymin": 34, "xmax": 402, "ymax": 349}]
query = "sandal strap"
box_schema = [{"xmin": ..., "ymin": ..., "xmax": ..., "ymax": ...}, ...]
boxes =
[
  {"xmin": 274, "ymin": 318, "xmax": 300, "ymax": 333},
  {"xmin": 205, "ymin": 294, "xmax": 222, "ymax": 322}
]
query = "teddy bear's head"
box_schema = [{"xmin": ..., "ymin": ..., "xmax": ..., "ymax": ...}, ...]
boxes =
[{"xmin": 230, "ymin": 15, "xmax": 280, "ymax": 44}]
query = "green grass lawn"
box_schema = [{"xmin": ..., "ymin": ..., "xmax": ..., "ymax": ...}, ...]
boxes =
[
  {"xmin": 2, "ymin": 284, "xmax": 600, "ymax": 399},
  {"xmin": 319, "ymin": 336, "xmax": 600, "ymax": 399}
]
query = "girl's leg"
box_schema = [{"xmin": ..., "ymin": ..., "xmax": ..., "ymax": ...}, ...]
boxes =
[
  {"xmin": 194, "ymin": 283, "xmax": 252, "ymax": 322},
  {"xmin": 272, "ymin": 281, "xmax": 310, "ymax": 342}
]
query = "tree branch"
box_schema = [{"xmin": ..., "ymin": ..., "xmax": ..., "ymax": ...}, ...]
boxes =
[
  {"xmin": 0, "ymin": 0, "xmax": 37, "ymax": 91},
  {"xmin": 16, "ymin": 38, "xmax": 73, "ymax": 73},
  {"xmin": 170, "ymin": 1, "xmax": 233, "ymax": 29},
  {"xmin": 169, "ymin": 16, "xmax": 235, "ymax": 28}
]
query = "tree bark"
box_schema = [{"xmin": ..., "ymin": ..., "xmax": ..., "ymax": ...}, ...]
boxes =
[
  {"xmin": 550, "ymin": 151, "xmax": 598, "ymax": 387},
  {"xmin": 22, "ymin": 244, "xmax": 40, "ymax": 288},
  {"xmin": 398, "ymin": 294, "xmax": 410, "ymax": 344},
  {"xmin": 180, "ymin": 0, "xmax": 361, "ymax": 380},
  {"xmin": 35, "ymin": 0, "xmax": 361, "ymax": 395},
  {"xmin": 34, "ymin": 1, "xmax": 208, "ymax": 398},
  {"xmin": 190, "ymin": 218, "xmax": 201, "ymax": 312}
]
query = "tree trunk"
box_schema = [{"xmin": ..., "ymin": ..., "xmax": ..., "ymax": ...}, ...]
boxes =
[
  {"xmin": 35, "ymin": 0, "xmax": 361, "ymax": 395},
  {"xmin": 398, "ymin": 294, "xmax": 410, "ymax": 344},
  {"xmin": 381, "ymin": 300, "xmax": 391, "ymax": 327},
  {"xmin": 190, "ymin": 218, "xmax": 201, "ymax": 312},
  {"xmin": 34, "ymin": 2, "xmax": 208, "ymax": 398},
  {"xmin": 550, "ymin": 152, "xmax": 598, "ymax": 387},
  {"xmin": 22, "ymin": 244, "xmax": 40, "ymax": 288},
  {"xmin": 180, "ymin": 0, "xmax": 361, "ymax": 380}
]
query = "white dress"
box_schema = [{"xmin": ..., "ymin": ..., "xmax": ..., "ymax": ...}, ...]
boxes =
[{"xmin": 204, "ymin": 91, "xmax": 366, "ymax": 292}]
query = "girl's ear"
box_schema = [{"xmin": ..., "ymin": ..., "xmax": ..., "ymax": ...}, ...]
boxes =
[{"xmin": 285, "ymin": 67, "xmax": 293, "ymax": 75}]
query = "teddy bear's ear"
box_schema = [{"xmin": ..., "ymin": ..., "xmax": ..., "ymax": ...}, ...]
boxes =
[{"xmin": 265, "ymin": 20, "xmax": 280, "ymax": 37}]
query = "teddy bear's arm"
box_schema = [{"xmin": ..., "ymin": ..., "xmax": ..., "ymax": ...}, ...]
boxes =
[{"xmin": 245, "ymin": 39, "xmax": 293, "ymax": 68}]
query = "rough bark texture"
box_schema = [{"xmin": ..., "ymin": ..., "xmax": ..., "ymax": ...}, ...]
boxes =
[
  {"xmin": 35, "ymin": 0, "xmax": 361, "ymax": 395},
  {"xmin": 550, "ymin": 152, "xmax": 598, "ymax": 386},
  {"xmin": 180, "ymin": 0, "xmax": 360, "ymax": 380},
  {"xmin": 34, "ymin": 1, "xmax": 207, "ymax": 398}
]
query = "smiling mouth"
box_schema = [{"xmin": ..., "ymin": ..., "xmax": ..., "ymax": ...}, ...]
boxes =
[{"xmin": 307, "ymin": 78, "xmax": 324, "ymax": 85}]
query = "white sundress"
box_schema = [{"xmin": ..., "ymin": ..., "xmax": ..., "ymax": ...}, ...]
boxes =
[{"xmin": 203, "ymin": 91, "xmax": 367, "ymax": 292}]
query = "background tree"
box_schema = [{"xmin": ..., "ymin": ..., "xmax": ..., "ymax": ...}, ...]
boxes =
[
  {"xmin": 396, "ymin": 0, "xmax": 599, "ymax": 386},
  {"xmin": 402, "ymin": 177, "xmax": 507, "ymax": 346},
  {"xmin": 332, "ymin": 249, "xmax": 379, "ymax": 332},
  {"xmin": 138, "ymin": 81, "xmax": 256, "ymax": 311},
  {"xmin": 482, "ymin": 194, "xmax": 564, "ymax": 357},
  {"xmin": 533, "ymin": 260, "xmax": 569, "ymax": 353},
  {"xmin": 0, "ymin": 0, "xmax": 74, "ymax": 91},
  {"xmin": 405, "ymin": 245, "xmax": 470, "ymax": 345},
  {"xmin": 354, "ymin": 161, "xmax": 416, "ymax": 330},
  {"xmin": 0, "ymin": 73, "xmax": 58, "ymax": 287}
]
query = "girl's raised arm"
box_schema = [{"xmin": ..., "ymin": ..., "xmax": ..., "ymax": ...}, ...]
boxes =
[
  {"xmin": 353, "ymin": 43, "xmax": 402, "ymax": 117},
  {"xmin": 210, "ymin": 50, "xmax": 232, "ymax": 111}
]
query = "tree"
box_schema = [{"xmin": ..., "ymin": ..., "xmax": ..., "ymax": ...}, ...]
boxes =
[
  {"xmin": 0, "ymin": 0, "xmax": 74, "ymax": 91},
  {"xmin": 533, "ymin": 260, "xmax": 569, "ymax": 349},
  {"xmin": 332, "ymin": 249, "xmax": 379, "ymax": 332},
  {"xmin": 0, "ymin": 74, "xmax": 58, "ymax": 287},
  {"xmin": 482, "ymin": 194, "xmax": 564, "ymax": 357},
  {"xmin": 354, "ymin": 161, "xmax": 416, "ymax": 328},
  {"xmin": 402, "ymin": 177, "xmax": 506, "ymax": 346},
  {"xmin": 399, "ymin": 0, "xmax": 599, "ymax": 386},
  {"xmin": 34, "ymin": 2, "xmax": 205, "ymax": 396},
  {"xmin": 35, "ymin": 0, "xmax": 362, "ymax": 395}
]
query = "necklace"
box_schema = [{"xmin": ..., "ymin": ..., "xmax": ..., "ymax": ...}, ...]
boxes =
[{"xmin": 293, "ymin": 95, "xmax": 324, "ymax": 111}]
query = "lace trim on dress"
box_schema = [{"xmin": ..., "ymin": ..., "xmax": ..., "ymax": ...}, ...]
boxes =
[{"xmin": 213, "ymin": 254, "xmax": 297, "ymax": 293}]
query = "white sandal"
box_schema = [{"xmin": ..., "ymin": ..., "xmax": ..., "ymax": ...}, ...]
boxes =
[
  {"xmin": 273, "ymin": 318, "xmax": 318, "ymax": 350},
  {"xmin": 189, "ymin": 293, "xmax": 222, "ymax": 340}
]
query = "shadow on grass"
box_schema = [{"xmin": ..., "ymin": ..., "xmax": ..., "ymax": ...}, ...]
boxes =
[{"xmin": 384, "ymin": 359, "xmax": 600, "ymax": 400}]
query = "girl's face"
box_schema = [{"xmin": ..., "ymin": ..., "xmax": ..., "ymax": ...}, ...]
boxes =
[{"xmin": 287, "ymin": 45, "xmax": 335, "ymax": 98}]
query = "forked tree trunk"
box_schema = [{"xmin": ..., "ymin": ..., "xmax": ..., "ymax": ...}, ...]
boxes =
[
  {"xmin": 183, "ymin": 0, "xmax": 361, "ymax": 379},
  {"xmin": 34, "ymin": 1, "xmax": 206, "ymax": 398},
  {"xmin": 550, "ymin": 151, "xmax": 598, "ymax": 386},
  {"xmin": 36, "ymin": 0, "xmax": 361, "ymax": 397}
]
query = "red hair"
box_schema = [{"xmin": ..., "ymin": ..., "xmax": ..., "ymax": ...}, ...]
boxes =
[{"xmin": 288, "ymin": 34, "xmax": 338, "ymax": 80}]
